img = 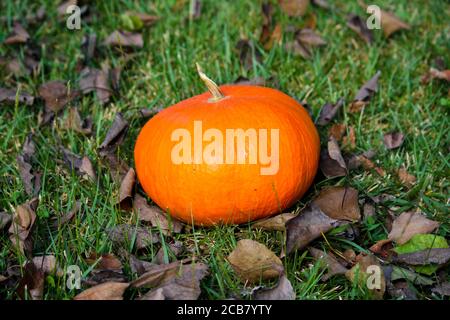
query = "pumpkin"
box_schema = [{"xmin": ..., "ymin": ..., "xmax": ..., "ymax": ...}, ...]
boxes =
[{"xmin": 134, "ymin": 64, "xmax": 320, "ymax": 226}]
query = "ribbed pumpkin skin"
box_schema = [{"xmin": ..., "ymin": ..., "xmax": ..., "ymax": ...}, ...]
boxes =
[{"xmin": 134, "ymin": 85, "xmax": 320, "ymax": 226}]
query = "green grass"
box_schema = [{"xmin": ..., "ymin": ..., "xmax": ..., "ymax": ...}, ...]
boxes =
[{"xmin": 0, "ymin": 0, "xmax": 449, "ymax": 300}]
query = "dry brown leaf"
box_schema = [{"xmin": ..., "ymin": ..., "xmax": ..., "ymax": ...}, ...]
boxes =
[
  {"xmin": 60, "ymin": 147, "xmax": 96, "ymax": 181},
  {"xmin": 285, "ymin": 204, "xmax": 341, "ymax": 254},
  {"xmin": 16, "ymin": 134, "xmax": 41, "ymax": 196},
  {"xmin": 118, "ymin": 168, "xmax": 135, "ymax": 210},
  {"xmin": 4, "ymin": 23, "xmax": 30, "ymax": 45},
  {"xmin": 317, "ymin": 98, "xmax": 344, "ymax": 126},
  {"xmin": 312, "ymin": 186, "xmax": 361, "ymax": 221},
  {"xmin": 379, "ymin": 9, "xmax": 410, "ymax": 38},
  {"xmin": 349, "ymin": 71, "xmax": 381, "ymax": 112},
  {"xmin": 252, "ymin": 213, "xmax": 296, "ymax": 231},
  {"xmin": 73, "ymin": 282, "xmax": 129, "ymax": 300},
  {"xmin": 154, "ymin": 241, "xmax": 184, "ymax": 264},
  {"xmin": 107, "ymin": 224, "xmax": 159, "ymax": 250},
  {"xmin": 8, "ymin": 198, "xmax": 39, "ymax": 256},
  {"xmin": 227, "ymin": 239, "xmax": 283, "ymax": 283},
  {"xmin": 319, "ymin": 136, "xmax": 347, "ymax": 178},
  {"xmin": 38, "ymin": 81, "xmax": 78, "ymax": 113},
  {"xmin": 17, "ymin": 261, "xmax": 44, "ymax": 300},
  {"xmin": 32, "ymin": 255, "xmax": 63, "ymax": 276},
  {"xmin": 103, "ymin": 30, "xmax": 143, "ymax": 48},
  {"xmin": 0, "ymin": 87, "xmax": 34, "ymax": 106},
  {"xmin": 79, "ymin": 67, "xmax": 112, "ymax": 104},
  {"xmin": 296, "ymin": 28, "xmax": 326, "ymax": 47},
  {"xmin": 345, "ymin": 254, "xmax": 385, "ymax": 299},
  {"xmin": 383, "ymin": 131, "xmax": 405, "ymax": 150},
  {"xmin": 397, "ymin": 167, "xmax": 416, "ymax": 188},
  {"xmin": 279, "ymin": 0, "xmax": 310, "ymax": 17},
  {"xmin": 98, "ymin": 112, "xmax": 129, "ymax": 156},
  {"xmin": 388, "ymin": 211, "xmax": 439, "ymax": 245},
  {"xmin": 393, "ymin": 248, "xmax": 450, "ymax": 265},
  {"xmin": 347, "ymin": 14, "xmax": 373, "ymax": 44},
  {"xmin": 254, "ymin": 275, "xmax": 295, "ymax": 300},
  {"xmin": 64, "ymin": 107, "xmax": 93, "ymax": 135},
  {"xmin": 0, "ymin": 212, "xmax": 12, "ymax": 230},
  {"xmin": 309, "ymin": 247, "xmax": 348, "ymax": 281},
  {"xmin": 86, "ymin": 253, "xmax": 123, "ymax": 270}
]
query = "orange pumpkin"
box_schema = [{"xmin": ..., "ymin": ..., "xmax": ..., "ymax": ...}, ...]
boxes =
[{"xmin": 134, "ymin": 65, "xmax": 320, "ymax": 226}]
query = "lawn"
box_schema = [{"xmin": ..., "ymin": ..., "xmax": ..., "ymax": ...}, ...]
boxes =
[{"xmin": 0, "ymin": 0, "xmax": 449, "ymax": 300}]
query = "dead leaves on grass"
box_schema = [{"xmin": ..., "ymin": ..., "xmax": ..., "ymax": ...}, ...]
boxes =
[
  {"xmin": 349, "ymin": 71, "xmax": 381, "ymax": 112},
  {"xmin": 8, "ymin": 198, "xmax": 39, "ymax": 256},
  {"xmin": 98, "ymin": 112, "xmax": 129, "ymax": 156},
  {"xmin": 74, "ymin": 282, "xmax": 129, "ymax": 300},
  {"xmin": 227, "ymin": 239, "xmax": 283, "ymax": 283},
  {"xmin": 253, "ymin": 275, "xmax": 296, "ymax": 300},
  {"xmin": 17, "ymin": 134, "xmax": 41, "ymax": 196},
  {"xmin": 0, "ymin": 87, "xmax": 34, "ymax": 106}
]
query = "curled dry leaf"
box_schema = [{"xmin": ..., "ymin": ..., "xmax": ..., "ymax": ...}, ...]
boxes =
[
  {"xmin": 345, "ymin": 254, "xmax": 385, "ymax": 299},
  {"xmin": 86, "ymin": 253, "xmax": 123, "ymax": 270},
  {"xmin": 17, "ymin": 134, "xmax": 41, "ymax": 196},
  {"xmin": 130, "ymin": 255, "xmax": 156, "ymax": 276},
  {"xmin": 309, "ymin": 247, "xmax": 348, "ymax": 281},
  {"xmin": 349, "ymin": 71, "xmax": 381, "ymax": 112},
  {"xmin": 133, "ymin": 194, "xmax": 183, "ymax": 235},
  {"xmin": 312, "ymin": 186, "xmax": 361, "ymax": 221},
  {"xmin": 79, "ymin": 67, "xmax": 112, "ymax": 104},
  {"xmin": 279, "ymin": 0, "xmax": 310, "ymax": 17},
  {"xmin": 383, "ymin": 131, "xmax": 404, "ymax": 150},
  {"xmin": 320, "ymin": 136, "xmax": 347, "ymax": 178},
  {"xmin": 103, "ymin": 30, "xmax": 143, "ymax": 48},
  {"xmin": 107, "ymin": 224, "xmax": 159, "ymax": 250},
  {"xmin": 4, "ymin": 23, "xmax": 30, "ymax": 45},
  {"xmin": 60, "ymin": 147, "xmax": 96, "ymax": 181},
  {"xmin": 137, "ymin": 262, "xmax": 209, "ymax": 300},
  {"xmin": 84, "ymin": 253, "xmax": 126, "ymax": 286},
  {"xmin": 140, "ymin": 107, "xmax": 162, "ymax": 118},
  {"xmin": 154, "ymin": 241, "xmax": 184, "ymax": 265},
  {"xmin": 8, "ymin": 198, "xmax": 39, "ymax": 256},
  {"xmin": 74, "ymin": 282, "xmax": 129, "ymax": 300},
  {"xmin": 38, "ymin": 81, "xmax": 78, "ymax": 113},
  {"xmin": 252, "ymin": 212, "xmax": 296, "ymax": 231},
  {"xmin": 254, "ymin": 275, "xmax": 295, "ymax": 300},
  {"xmin": 422, "ymin": 68, "xmax": 450, "ymax": 84},
  {"xmin": 347, "ymin": 14, "xmax": 373, "ymax": 44},
  {"xmin": 296, "ymin": 28, "xmax": 326, "ymax": 47},
  {"xmin": 317, "ymin": 98, "xmax": 344, "ymax": 126},
  {"xmin": 17, "ymin": 261, "xmax": 44, "ymax": 300},
  {"xmin": 286, "ymin": 204, "xmax": 341, "ymax": 254},
  {"xmin": 131, "ymin": 259, "xmax": 187, "ymax": 288},
  {"xmin": 0, "ymin": 87, "xmax": 34, "ymax": 106},
  {"xmin": 227, "ymin": 239, "xmax": 283, "ymax": 283},
  {"xmin": 348, "ymin": 152, "xmax": 385, "ymax": 176},
  {"xmin": 64, "ymin": 107, "xmax": 93, "ymax": 135},
  {"xmin": 378, "ymin": 8, "xmax": 410, "ymax": 38},
  {"xmin": 98, "ymin": 112, "xmax": 129, "ymax": 156},
  {"xmin": 118, "ymin": 168, "xmax": 135, "ymax": 210},
  {"xmin": 32, "ymin": 255, "xmax": 63, "ymax": 276},
  {"xmin": 393, "ymin": 248, "xmax": 450, "ymax": 266},
  {"xmin": 397, "ymin": 167, "xmax": 416, "ymax": 188},
  {"xmin": 388, "ymin": 211, "xmax": 439, "ymax": 245}
]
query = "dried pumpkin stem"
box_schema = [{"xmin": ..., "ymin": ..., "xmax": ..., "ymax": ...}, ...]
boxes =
[{"xmin": 196, "ymin": 63, "xmax": 225, "ymax": 102}]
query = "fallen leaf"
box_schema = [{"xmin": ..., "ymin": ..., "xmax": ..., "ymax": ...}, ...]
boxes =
[
  {"xmin": 394, "ymin": 248, "xmax": 450, "ymax": 266},
  {"xmin": 254, "ymin": 275, "xmax": 295, "ymax": 300},
  {"xmin": 38, "ymin": 80, "xmax": 78, "ymax": 113},
  {"xmin": 130, "ymin": 255, "xmax": 156, "ymax": 276},
  {"xmin": 379, "ymin": 8, "xmax": 410, "ymax": 38},
  {"xmin": 74, "ymin": 282, "xmax": 129, "ymax": 300},
  {"xmin": 139, "ymin": 107, "xmax": 162, "ymax": 118},
  {"xmin": 227, "ymin": 239, "xmax": 283, "ymax": 283},
  {"xmin": 312, "ymin": 186, "xmax": 361, "ymax": 221},
  {"xmin": 0, "ymin": 87, "xmax": 34, "ymax": 106},
  {"xmin": 342, "ymin": 126, "xmax": 356, "ymax": 150},
  {"xmin": 431, "ymin": 282, "xmax": 450, "ymax": 296},
  {"xmin": 320, "ymin": 136, "xmax": 348, "ymax": 178},
  {"xmin": 107, "ymin": 224, "xmax": 159, "ymax": 250},
  {"xmin": 16, "ymin": 134, "xmax": 41, "ymax": 196},
  {"xmin": 285, "ymin": 204, "xmax": 341, "ymax": 254},
  {"xmin": 139, "ymin": 287, "xmax": 165, "ymax": 300},
  {"xmin": 349, "ymin": 71, "xmax": 381, "ymax": 112},
  {"xmin": 118, "ymin": 168, "xmax": 135, "ymax": 210},
  {"xmin": 252, "ymin": 213, "xmax": 296, "ymax": 231},
  {"xmin": 135, "ymin": 262, "xmax": 209, "ymax": 300},
  {"xmin": 390, "ymin": 266, "xmax": 434, "ymax": 286},
  {"xmin": 383, "ymin": 131, "xmax": 405, "ymax": 149},
  {"xmin": 296, "ymin": 28, "xmax": 326, "ymax": 47},
  {"xmin": 8, "ymin": 198, "xmax": 39, "ymax": 256},
  {"xmin": 60, "ymin": 147, "xmax": 96, "ymax": 180},
  {"xmin": 63, "ymin": 107, "xmax": 93, "ymax": 135},
  {"xmin": 102, "ymin": 153, "xmax": 130, "ymax": 184},
  {"xmin": 317, "ymin": 98, "xmax": 344, "ymax": 126},
  {"xmin": 422, "ymin": 68, "xmax": 450, "ymax": 84},
  {"xmin": 154, "ymin": 241, "xmax": 184, "ymax": 264},
  {"xmin": 345, "ymin": 254, "xmax": 385, "ymax": 299},
  {"xmin": 388, "ymin": 211, "xmax": 439, "ymax": 245},
  {"xmin": 133, "ymin": 194, "xmax": 183, "ymax": 235},
  {"xmin": 32, "ymin": 255, "xmax": 63, "ymax": 276},
  {"xmin": 131, "ymin": 260, "xmax": 186, "ymax": 288},
  {"xmin": 347, "ymin": 14, "xmax": 373, "ymax": 44},
  {"xmin": 79, "ymin": 67, "xmax": 112, "ymax": 104},
  {"xmin": 309, "ymin": 247, "xmax": 348, "ymax": 281},
  {"xmin": 103, "ymin": 30, "xmax": 143, "ymax": 48},
  {"xmin": 98, "ymin": 112, "xmax": 129, "ymax": 156},
  {"xmin": 4, "ymin": 23, "xmax": 30, "ymax": 45},
  {"xmin": 285, "ymin": 40, "xmax": 311, "ymax": 59},
  {"xmin": 17, "ymin": 261, "xmax": 44, "ymax": 300},
  {"xmin": 349, "ymin": 153, "xmax": 386, "ymax": 176},
  {"xmin": 387, "ymin": 280, "xmax": 417, "ymax": 300},
  {"xmin": 279, "ymin": 0, "xmax": 310, "ymax": 17},
  {"xmin": 236, "ymin": 39, "xmax": 262, "ymax": 71},
  {"xmin": 86, "ymin": 253, "xmax": 123, "ymax": 270}
]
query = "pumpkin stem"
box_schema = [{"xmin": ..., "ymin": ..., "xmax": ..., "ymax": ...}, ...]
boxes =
[{"xmin": 196, "ymin": 63, "xmax": 225, "ymax": 102}]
